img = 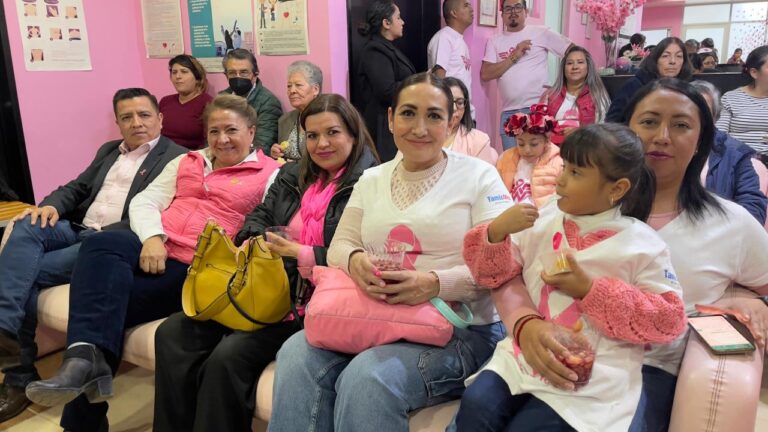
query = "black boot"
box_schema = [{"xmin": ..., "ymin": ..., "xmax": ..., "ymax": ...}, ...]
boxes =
[
  {"xmin": 0, "ymin": 328, "xmax": 21, "ymax": 369},
  {"xmin": 0, "ymin": 382, "xmax": 31, "ymax": 422},
  {"xmin": 25, "ymin": 345, "xmax": 112, "ymax": 407}
]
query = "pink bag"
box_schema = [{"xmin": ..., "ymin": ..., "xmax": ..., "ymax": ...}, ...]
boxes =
[{"xmin": 304, "ymin": 266, "xmax": 472, "ymax": 354}]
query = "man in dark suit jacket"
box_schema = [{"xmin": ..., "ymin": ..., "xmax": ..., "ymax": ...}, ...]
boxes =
[{"xmin": 0, "ymin": 88, "xmax": 186, "ymax": 422}]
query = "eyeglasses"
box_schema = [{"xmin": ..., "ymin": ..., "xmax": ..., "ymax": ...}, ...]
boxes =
[
  {"xmin": 502, "ymin": 4, "xmax": 526, "ymax": 15},
  {"xmin": 226, "ymin": 69, "xmax": 254, "ymax": 79},
  {"xmin": 454, "ymin": 98, "xmax": 466, "ymax": 108}
]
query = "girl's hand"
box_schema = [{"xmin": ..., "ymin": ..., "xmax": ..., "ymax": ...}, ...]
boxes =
[
  {"xmin": 348, "ymin": 251, "xmax": 386, "ymax": 300},
  {"xmin": 487, "ymin": 204, "xmax": 539, "ymax": 243},
  {"xmin": 368, "ymin": 270, "xmax": 440, "ymax": 305},
  {"xmin": 712, "ymin": 297, "xmax": 768, "ymax": 352},
  {"xmin": 264, "ymin": 232, "xmax": 301, "ymax": 258},
  {"xmin": 515, "ymin": 319, "xmax": 579, "ymax": 391},
  {"xmin": 539, "ymin": 254, "xmax": 593, "ymax": 299}
]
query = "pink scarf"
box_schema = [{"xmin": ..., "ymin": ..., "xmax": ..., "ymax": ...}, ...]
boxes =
[{"xmin": 299, "ymin": 170, "xmax": 344, "ymax": 247}]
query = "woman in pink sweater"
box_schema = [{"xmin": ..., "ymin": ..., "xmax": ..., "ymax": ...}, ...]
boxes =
[
  {"xmin": 443, "ymin": 77, "xmax": 498, "ymax": 165},
  {"xmin": 453, "ymin": 123, "xmax": 686, "ymax": 431},
  {"xmin": 496, "ymin": 104, "xmax": 562, "ymax": 207}
]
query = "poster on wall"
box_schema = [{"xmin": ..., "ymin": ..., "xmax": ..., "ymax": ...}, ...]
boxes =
[
  {"xmin": 16, "ymin": 0, "xmax": 92, "ymax": 71},
  {"xmin": 141, "ymin": 0, "xmax": 184, "ymax": 58},
  {"xmin": 253, "ymin": 0, "xmax": 309, "ymax": 56},
  {"xmin": 188, "ymin": 0, "xmax": 254, "ymax": 72}
]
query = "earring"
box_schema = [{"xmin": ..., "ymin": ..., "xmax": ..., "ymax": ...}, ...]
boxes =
[{"xmin": 609, "ymin": 196, "xmax": 615, "ymax": 207}]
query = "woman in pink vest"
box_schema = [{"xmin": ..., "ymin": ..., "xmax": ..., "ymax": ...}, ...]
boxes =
[
  {"xmin": 24, "ymin": 94, "xmax": 279, "ymax": 430},
  {"xmin": 541, "ymin": 45, "xmax": 610, "ymax": 146}
]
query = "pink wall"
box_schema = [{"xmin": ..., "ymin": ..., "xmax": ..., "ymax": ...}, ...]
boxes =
[
  {"xmin": 641, "ymin": 5, "xmax": 684, "ymax": 38},
  {"xmin": 4, "ymin": 0, "xmax": 347, "ymax": 201}
]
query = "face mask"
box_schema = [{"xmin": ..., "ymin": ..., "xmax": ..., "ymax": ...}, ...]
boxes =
[{"xmin": 228, "ymin": 77, "xmax": 252, "ymax": 97}]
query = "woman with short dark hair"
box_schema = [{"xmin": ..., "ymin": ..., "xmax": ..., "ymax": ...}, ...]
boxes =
[{"xmin": 717, "ymin": 45, "xmax": 768, "ymax": 159}]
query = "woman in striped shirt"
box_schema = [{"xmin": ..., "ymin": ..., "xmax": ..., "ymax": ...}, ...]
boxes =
[{"xmin": 717, "ymin": 46, "xmax": 768, "ymax": 160}]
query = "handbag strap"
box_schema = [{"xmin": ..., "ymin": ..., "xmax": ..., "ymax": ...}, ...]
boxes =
[
  {"xmin": 430, "ymin": 298, "xmax": 473, "ymax": 329},
  {"xmin": 182, "ymin": 223, "xmax": 234, "ymax": 320},
  {"xmin": 225, "ymin": 241, "xmax": 289, "ymax": 326},
  {"xmin": 226, "ymin": 270, "xmax": 288, "ymax": 326}
]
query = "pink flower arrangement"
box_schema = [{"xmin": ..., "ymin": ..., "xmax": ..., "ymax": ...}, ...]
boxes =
[
  {"xmin": 504, "ymin": 104, "xmax": 556, "ymax": 137},
  {"xmin": 575, "ymin": 0, "xmax": 646, "ymax": 37}
]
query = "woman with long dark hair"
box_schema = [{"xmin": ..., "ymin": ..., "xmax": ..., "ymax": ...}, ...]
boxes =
[
  {"xmin": 541, "ymin": 45, "xmax": 610, "ymax": 145},
  {"xmin": 606, "ymin": 37, "xmax": 693, "ymax": 122},
  {"xmin": 355, "ymin": 0, "xmax": 416, "ymax": 162}
]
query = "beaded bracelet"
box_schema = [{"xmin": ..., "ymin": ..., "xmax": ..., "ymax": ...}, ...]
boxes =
[{"xmin": 513, "ymin": 314, "xmax": 544, "ymax": 348}]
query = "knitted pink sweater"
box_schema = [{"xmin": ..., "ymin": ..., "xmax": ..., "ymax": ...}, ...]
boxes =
[{"xmin": 463, "ymin": 222, "xmax": 686, "ymax": 344}]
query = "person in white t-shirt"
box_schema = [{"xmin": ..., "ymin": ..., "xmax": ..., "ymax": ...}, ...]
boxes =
[
  {"xmin": 455, "ymin": 123, "xmax": 686, "ymax": 431},
  {"xmin": 269, "ymin": 72, "xmax": 513, "ymax": 432},
  {"xmin": 428, "ymin": 0, "xmax": 475, "ymax": 119},
  {"xmin": 480, "ymin": 0, "xmax": 571, "ymax": 150},
  {"xmin": 514, "ymin": 79, "xmax": 768, "ymax": 432}
]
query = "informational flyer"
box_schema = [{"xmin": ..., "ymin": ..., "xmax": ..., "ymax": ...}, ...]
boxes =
[
  {"xmin": 253, "ymin": 0, "xmax": 309, "ymax": 56},
  {"xmin": 141, "ymin": 0, "xmax": 184, "ymax": 58},
  {"xmin": 16, "ymin": 0, "xmax": 92, "ymax": 71},
  {"xmin": 188, "ymin": 0, "xmax": 254, "ymax": 72}
]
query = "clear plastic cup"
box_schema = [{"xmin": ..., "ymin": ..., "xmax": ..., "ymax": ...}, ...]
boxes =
[
  {"xmin": 553, "ymin": 323, "xmax": 599, "ymax": 389},
  {"xmin": 264, "ymin": 226, "xmax": 294, "ymax": 241},
  {"xmin": 364, "ymin": 241, "xmax": 407, "ymax": 281},
  {"xmin": 539, "ymin": 248, "xmax": 574, "ymax": 276}
]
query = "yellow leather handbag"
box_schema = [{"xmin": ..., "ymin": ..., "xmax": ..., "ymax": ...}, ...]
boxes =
[{"xmin": 181, "ymin": 221, "xmax": 291, "ymax": 332}]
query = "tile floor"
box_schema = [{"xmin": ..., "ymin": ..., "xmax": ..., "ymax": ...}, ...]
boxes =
[{"xmin": 1, "ymin": 352, "xmax": 767, "ymax": 431}]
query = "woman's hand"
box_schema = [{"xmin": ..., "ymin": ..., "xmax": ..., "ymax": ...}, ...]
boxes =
[
  {"xmin": 516, "ymin": 319, "xmax": 579, "ymax": 390},
  {"xmin": 370, "ymin": 270, "xmax": 440, "ymax": 305},
  {"xmin": 264, "ymin": 232, "xmax": 301, "ymax": 258},
  {"xmin": 140, "ymin": 235, "xmax": 167, "ymax": 274},
  {"xmin": 487, "ymin": 204, "xmax": 539, "ymax": 243},
  {"xmin": 348, "ymin": 251, "xmax": 386, "ymax": 299},
  {"xmin": 270, "ymin": 143, "xmax": 285, "ymax": 159},
  {"xmin": 539, "ymin": 254, "xmax": 593, "ymax": 299},
  {"xmin": 712, "ymin": 297, "xmax": 768, "ymax": 351}
]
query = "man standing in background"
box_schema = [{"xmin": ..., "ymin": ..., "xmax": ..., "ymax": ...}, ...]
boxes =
[
  {"xmin": 428, "ymin": 0, "xmax": 475, "ymax": 120},
  {"xmin": 480, "ymin": 0, "xmax": 571, "ymax": 149}
]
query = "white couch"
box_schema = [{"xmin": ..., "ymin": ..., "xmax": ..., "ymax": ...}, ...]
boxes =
[{"xmin": 34, "ymin": 284, "xmax": 459, "ymax": 431}]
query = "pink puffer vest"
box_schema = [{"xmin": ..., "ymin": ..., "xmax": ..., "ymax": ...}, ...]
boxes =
[{"xmin": 161, "ymin": 150, "xmax": 278, "ymax": 263}]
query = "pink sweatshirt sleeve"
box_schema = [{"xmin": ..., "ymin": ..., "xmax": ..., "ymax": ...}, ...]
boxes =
[
  {"xmin": 579, "ymin": 277, "xmax": 687, "ymax": 344},
  {"xmin": 463, "ymin": 223, "xmax": 522, "ymax": 289}
]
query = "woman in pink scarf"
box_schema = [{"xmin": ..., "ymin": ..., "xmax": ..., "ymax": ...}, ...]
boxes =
[{"xmin": 152, "ymin": 94, "xmax": 379, "ymax": 432}]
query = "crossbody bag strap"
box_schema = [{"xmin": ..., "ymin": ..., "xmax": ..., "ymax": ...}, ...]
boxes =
[
  {"xmin": 430, "ymin": 298, "xmax": 473, "ymax": 329},
  {"xmin": 226, "ymin": 270, "xmax": 289, "ymax": 326}
]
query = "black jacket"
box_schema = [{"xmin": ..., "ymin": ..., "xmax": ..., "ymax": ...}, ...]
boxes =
[
  {"xmin": 605, "ymin": 68, "xmax": 656, "ymax": 123},
  {"xmin": 39, "ymin": 136, "xmax": 187, "ymax": 230},
  {"xmin": 235, "ymin": 149, "xmax": 378, "ymax": 288},
  {"xmin": 357, "ymin": 35, "xmax": 416, "ymax": 162}
]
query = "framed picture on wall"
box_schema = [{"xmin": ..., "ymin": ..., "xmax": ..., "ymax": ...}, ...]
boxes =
[{"xmin": 478, "ymin": 0, "xmax": 497, "ymax": 27}]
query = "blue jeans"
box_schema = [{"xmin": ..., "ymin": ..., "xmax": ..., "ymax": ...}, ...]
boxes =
[
  {"xmin": 268, "ymin": 323, "xmax": 505, "ymax": 432},
  {"xmin": 0, "ymin": 217, "xmax": 94, "ymax": 387},
  {"xmin": 629, "ymin": 365, "xmax": 677, "ymax": 432},
  {"xmin": 499, "ymin": 108, "xmax": 531, "ymax": 150},
  {"xmin": 452, "ymin": 371, "xmax": 574, "ymax": 432}
]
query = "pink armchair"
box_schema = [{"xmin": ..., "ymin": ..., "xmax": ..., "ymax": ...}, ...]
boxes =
[{"xmin": 669, "ymin": 286, "xmax": 765, "ymax": 432}]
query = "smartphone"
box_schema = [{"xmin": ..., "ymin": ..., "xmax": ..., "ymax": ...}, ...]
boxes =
[{"xmin": 688, "ymin": 315, "xmax": 755, "ymax": 354}]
